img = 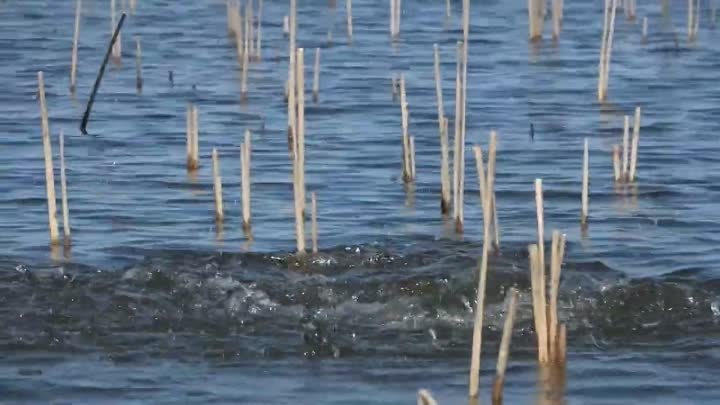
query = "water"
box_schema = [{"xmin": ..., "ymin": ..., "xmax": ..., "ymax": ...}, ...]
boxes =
[{"xmin": 1, "ymin": 0, "xmax": 719, "ymax": 403}]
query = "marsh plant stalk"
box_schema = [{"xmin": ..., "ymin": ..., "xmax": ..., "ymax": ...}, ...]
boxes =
[
  {"xmin": 59, "ymin": 131, "xmax": 71, "ymax": 242},
  {"xmin": 346, "ymin": 0, "xmax": 353, "ymax": 42},
  {"xmin": 491, "ymin": 288, "xmax": 518, "ymax": 405},
  {"xmin": 311, "ymin": 192, "xmax": 318, "ymax": 253},
  {"xmin": 212, "ymin": 148, "xmax": 224, "ymax": 223},
  {"xmin": 629, "ymin": 106, "xmax": 641, "ymax": 182},
  {"xmin": 37, "ymin": 72, "xmax": 60, "ymax": 245},
  {"xmin": 135, "ymin": 37, "xmax": 143, "ymax": 91},
  {"xmin": 622, "ymin": 115, "xmax": 630, "ymax": 179},
  {"xmin": 241, "ymin": 130, "xmax": 252, "ymax": 231},
  {"xmin": 312, "ymin": 48, "xmax": 320, "ymax": 102},
  {"xmin": 581, "ymin": 138, "xmax": 589, "ymax": 224},
  {"xmin": 399, "ymin": 75, "xmax": 412, "ymax": 182},
  {"xmin": 70, "ymin": 0, "xmax": 81, "ymax": 92},
  {"xmin": 612, "ymin": 144, "xmax": 621, "ymax": 182},
  {"xmin": 468, "ymin": 132, "xmax": 497, "ymax": 399}
]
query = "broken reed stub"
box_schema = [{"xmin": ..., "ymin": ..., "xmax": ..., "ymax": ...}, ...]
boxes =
[{"xmin": 417, "ymin": 389, "xmax": 438, "ymax": 405}]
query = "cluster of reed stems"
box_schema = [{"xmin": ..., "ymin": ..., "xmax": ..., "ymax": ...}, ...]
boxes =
[
  {"xmin": 613, "ymin": 107, "xmax": 642, "ymax": 183},
  {"xmin": 530, "ymin": 180, "xmax": 568, "ymax": 366},
  {"xmin": 227, "ymin": 0, "xmax": 263, "ymax": 100},
  {"xmin": 598, "ymin": 0, "xmax": 618, "ymax": 102},
  {"xmin": 37, "ymin": 72, "xmax": 72, "ymax": 247}
]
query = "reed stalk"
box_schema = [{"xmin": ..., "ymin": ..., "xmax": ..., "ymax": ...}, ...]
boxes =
[
  {"xmin": 557, "ymin": 323, "xmax": 567, "ymax": 365},
  {"xmin": 459, "ymin": 0, "xmax": 469, "ymax": 230},
  {"xmin": 212, "ymin": 148, "xmax": 224, "ymax": 223},
  {"xmin": 417, "ymin": 389, "xmax": 438, "ymax": 405},
  {"xmin": 191, "ymin": 105, "xmax": 199, "ymax": 169},
  {"xmin": 241, "ymin": 3, "xmax": 250, "ymax": 101},
  {"xmin": 491, "ymin": 288, "xmax": 518, "ymax": 405},
  {"xmin": 434, "ymin": 45, "xmax": 451, "ymax": 213},
  {"xmin": 529, "ymin": 243, "xmax": 549, "ymax": 364},
  {"xmin": 409, "ymin": 136, "xmax": 416, "ymax": 180},
  {"xmin": 445, "ymin": 0, "xmax": 451, "ymax": 18},
  {"xmin": 598, "ymin": 0, "xmax": 610, "ymax": 101},
  {"xmin": 396, "ymin": 0, "xmax": 402, "ymax": 37},
  {"xmin": 70, "ymin": 0, "xmax": 81, "ymax": 93},
  {"xmin": 346, "ymin": 0, "xmax": 353, "ymax": 43},
  {"xmin": 287, "ymin": 0, "xmax": 297, "ymax": 145},
  {"xmin": 135, "ymin": 37, "xmax": 143, "ymax": 91},
  {"xmin": 612, "ymin": 144, "xmax": 621, "ymax": 182},
  {"xmin": 233, "ymin": 3, "xmax": 243, "ymax": 53},
  {"xmin": 452, "ymin": 41, "xmax": 463, "ymax": 230},
  {"xmin": 622, "ymin": 115, "xmax": 630, "ymax": 180},
  {"xmin": 59, "ymin": 131, "xmax": 71, "ymax": 243},
  {"xmin": 468, "ymin": 131, "xmax": 497, "ymax": 400},
  {"xmin": 603, "ymin": 0, "xmax": 618, "ymax": 101},
  {"xmin": 111, "ymin": 0, "xmax": 121, "ymax": 60},
  {"xmin": 391, "ymin": 74, "xmax": 398, "ymax": 101},
  {"xmin": 130, "ymin": 0, "xmax": 136, "ymax": 14},
  {"xmin": 688, "ymin": 0, "xmax": 694, "ymax": 40},
  {"xmin": 80, "ymin": 13, "xmax": 125, "ymax": 134},
  {"xmin": 312, "ymin": 48, "xmax": 320, "ymax": 103},
  {"xmin": 693, "ymin": 0, "xmax": 700, "ymax": 39},
  {"xmin": 552, "ymin": 0, "xmax": 561, "ymax": 40},
  {"xmin": 283, "ymin": 15, "xmax": 290, "ymax": 37},
  {"xmin": 535, "ymin": 178, "xmax": 546, "ymax": 294},
  {"xmin": 296, "ymin": 48, "xmax": 306, "ymax": 214},
  {"xmin": 491, "ymin": 192, "xmax": 500, "ymax": 251},
  {"xmin": 581, "ymin": 138, "xmax": 589, "ymax": 224},
  {"xmin": 440, "ymin": 117, "xmax": 451, "ymax": 214},
  {"xmin": 548, "ymin": 231, "xmax": 563, "ymax": 359},
  {"xmin": 38, "ymin": 72, "xmax": 60, "ymax": 245},
  {"xmin": 256, "ymin": 0, "xmax": 263, "ymax": 61},
  {"xmin": 227, "ymin": 0, "xmax": 234, "ymax": 35},
  {"xmin": 241, "ymin": 130, "xmax": 252, "ymax": 232},
  {"xmin": 311, "ymin": 192, "xmax": 318, "ymax": 254},
  {"xmin": 642, "ymin": 17, "xmax": 648, "ymax": 43},
  {"xmin": 390, "ymin": 0, "xmax": 396, "ymax": 38},
  {"xmin": 399, "ymin": 74, "xmax": 412, "ymax": 182},
  {"xmin": 629, "ymin": 106, "xmax": 641, "ymax": 182},
  {"xmin": 247, "ymin": 0, "xmax": 255, "ymax": 61},
  {"xmin": 186, "ymin": 105, "xmax": 192, "ymax": 169}
]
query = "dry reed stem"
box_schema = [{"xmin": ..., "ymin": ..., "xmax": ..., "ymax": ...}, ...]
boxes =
[
  {"xmin": 612, "ymin": 144, "xmax": 621, "ymax": 182},
  {"xmin": 598, "ymin": 0, "xmax": 610, "ymax": 101},
  {"xmin": 440, "ymin": 117, "xmax": 451, "ymax": 214},
  {"xmin": 111, "ymin": 0, "xmax": 121, "ymax": 60},
  {"xmin": 396, "ymin": 0, "xmax": 402, "ymax": 37},
  {"xmin": 642, "ymin": 16, "xmax": 648, "ymax": 43},
  {"xmin": 434, "ymin": 45, "xmax": 451, "ymax": 213},
  {"xmin": 37, "ymin": 72, "xmax": 60, "ymax": 245},
  {"xmin": 283, "ymin": 15, "xmax": 289, "ymax": 37},
  {"xmin": 346, "ymin": 0, "xmax": 353, "ymax": 42},
  {"xmin": 445, "ymin": 0, "xmax": 451, "ymax": 18},
  {"xmin": 390, "ymin": 0, "xmax": 396, "ymax": 37},
  {"xmin": 227, "ymin": 0, "xmax": 234, "ymax": 35},
  {"xmin": 452, "ymin": 41, "xmax": 463, "ymax": 229},
  {"xmin": 629, "ymin": 106, "xmax": 641, "ymax": 182},
  {"xmin": 557, "ymin": 323, "xmax": 567, "ymax": 365},
  {"xmin": 694, "ymin": 0, "xmax": 700, "ymax": 39},
  {"xmin": 186, "ymin": 105, "xmax": 192, "ymax": 168},
  {"xmin": 473, "ymin": 145, "xmax": 488, "ymax": 229},
  {"xmin": 247, "ymin": 0, "xmax": 255, "ymax": 61},
  {"xmin": 241, "ymin": 3, "xmax": 250, "ymax": 101},
  {"xmin": 70, "ymin": 0, "xmax": 81, "ymax": 92},
  {"xmin": 59, "ymin": 131, "xmax": 71, "ymax": 242},
  {"xmin": 399, "ymin": 74, "xmax": 412, "ymax": 182},
  {"xmin": 256, "ymin": 0, "xmax": 263, "ymax": 60},
  {"xmin": 581, "ymin": 138, "xmax": 589, "ymax": 224},
  {"xmin": 548, "ymin": 230, "xmax": 565, "ymax": 360},
  {"xmin": 409, "ymin": 136, "xmax": 416, "ymax": 180},
  {"xmin": 459, "ymin": 0, "xmax": 469, "ymax": 229},
  {"xmin": 312, "ymin": 48, "xmax": 320, "ymax": 103},
  {"xmin": 233, "ymin": 3, "xmax": 243, "ymax": 53},
  {"xmin": 391, "ymin": 74, "xmax": 398, "ymax": 101},
  {"xmin": 212, "ymin": 148, "xmax": 224, "ymax": 223},
  {"xmin": 468, "ymin": 131, "xmax": 497, "ymax": 399},
  {"xmin": 622, "ymin": 115, "xmax": 630, "ymax": 179},
  {"xmin": 311, "ymin": 192, "xmax": 318, "ymax": 253},
  {"xmin": 287, "ymin": 0, "xmax": 297, "ymax": 143},
  {"xmin": 191, "ymin": 106, "xmax": 199, "ymax": 169},
  {"xmin": 491, "ymin": 192, "xmax": 500, "ymax": 251},
  {"xmin": 603, "ymin": 0, "xmax": 618, "ymax": 101},
  {"xmin": 535, "ymin": 178, "xmax": 546, "ymax": 297},
  {"xmin": 135, "ymin": 37, "xmax": 143, "ymax": 91},
  {"xmin": 688, "ymin": 0, "xmax": 694, "ymax": 40},
  {"xmin": 433, "ymin": 44, "xmax": 445, "ymax": 142},
  {"xmin": 130, "ymin": 0, "xmax": 136, "ymax": 14},
  {"xmin": 529, "ymin": 244, "xmax": 549, "ymax": 363},
  {"xmin": 241, "ymin": 130, "xmax": 251, "ymax": 230},
  {"xmin": 552, "ymin": 0, "xmax": 561, "ymax": 40},
  {"xmin": 491, "ymin": 288, "xmax": 518, "ymax": 405},
  {"xmin": 417, "ymin": 389, "xmax": 438, "ymax": 405},
  {"xmin": 296, "ymin": 48, "xmax": 306, "ymax": 215}
]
